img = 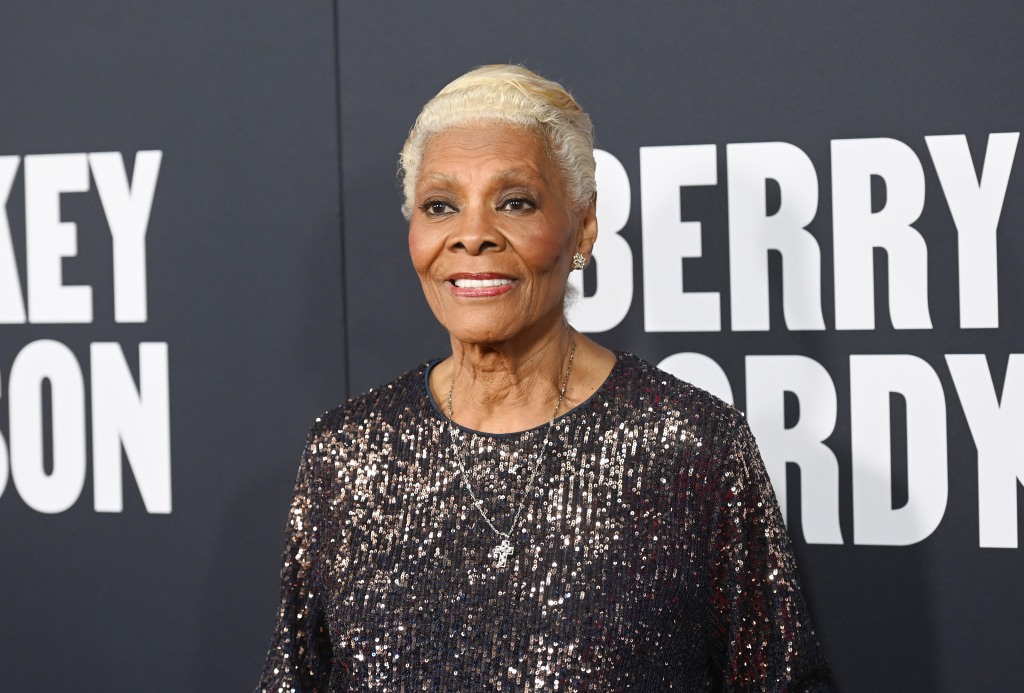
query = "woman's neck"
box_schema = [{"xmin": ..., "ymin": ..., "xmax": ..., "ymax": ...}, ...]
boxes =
[
  {"xmin": 432, "ymin": 322, "xmax": 619, "ymax": 435},
  {"xmin": 443, "ymin": 324, "xmax": 574, "ymax": 434}
]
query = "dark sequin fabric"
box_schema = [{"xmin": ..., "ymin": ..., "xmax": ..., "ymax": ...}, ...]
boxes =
[{"xmin": 257, "ymin": 353, "xmax": 834, "ymax": 691}]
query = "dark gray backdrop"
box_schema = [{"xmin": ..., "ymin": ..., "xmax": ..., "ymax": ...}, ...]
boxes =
[
  {"xmin": 0, "ymin": 3, "xmax": 345, "ymax": 691},
  {"xmin": 339, "ymin": 5, "xmax": 1023, "ymax": 689},
  {"xmin": 1, "ymin": 2, "xmax": 1022, "ymax": 691}
]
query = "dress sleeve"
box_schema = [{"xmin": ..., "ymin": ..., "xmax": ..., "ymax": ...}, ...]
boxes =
[
  {"xmin": 256, "ymin": 433, "xmax": 333, "ymax": 692},
  {"xmin": 708, "ymin": 418, "xmax": 835, "ymax": 691}
]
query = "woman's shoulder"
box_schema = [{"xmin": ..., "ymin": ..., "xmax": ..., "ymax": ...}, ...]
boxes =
[
  {"xmin": 613, "ymin": 352, "xmax": 740, "ymax": 414},
  {"xmin": 305, "ymin": 361, "xmax": 436, "ymax": 441},
  {"xmin": 611, "ymin": 351, "xmax": 747, "ymax": 438}
]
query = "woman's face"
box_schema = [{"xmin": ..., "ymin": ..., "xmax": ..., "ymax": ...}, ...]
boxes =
[{"xmin": 408, "ymin": 122, "xmax": 596, "ymax": 347}]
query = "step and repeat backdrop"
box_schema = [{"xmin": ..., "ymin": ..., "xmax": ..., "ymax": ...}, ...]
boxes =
[
  {"xmin": 339, "ymin": 3, "xmax": 1023, "ymax": 691},
  {"xmin": 0, "ymin": 3, "xmax": 346, "ymax": 691},
  {"xmin": 2, "ymin": 2, "xmax": 1021, "ymax": 690}
]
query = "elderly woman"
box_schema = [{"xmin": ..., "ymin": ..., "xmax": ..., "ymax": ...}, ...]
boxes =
[{"xmin": 257, "ymin": 65, "xmax": 834, "ymax": 691}]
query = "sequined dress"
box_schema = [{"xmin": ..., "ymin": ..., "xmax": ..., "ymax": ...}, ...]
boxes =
[{"xmin": 257, "ymin": 353, "xmax": 834, "ymax": 691}]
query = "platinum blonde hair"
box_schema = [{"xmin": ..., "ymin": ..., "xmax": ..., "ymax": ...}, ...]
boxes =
[{"xmin": 399, "ymin": 64, "xmax": 596, "ymax": 220}]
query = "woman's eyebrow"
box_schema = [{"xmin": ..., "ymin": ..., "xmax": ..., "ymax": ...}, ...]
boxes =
[
  {"xmin": 491, "ymin": 170, "xmax": 546, "ymax": 193},
  {"xmin": 418, "ymin": 172, "xmax": 462, "ymax": 189}
]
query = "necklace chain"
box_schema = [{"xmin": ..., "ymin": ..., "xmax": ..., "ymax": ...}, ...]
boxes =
[{"xmin": 446, "ymin": 333, "xmax": 577, "ymax": 567}]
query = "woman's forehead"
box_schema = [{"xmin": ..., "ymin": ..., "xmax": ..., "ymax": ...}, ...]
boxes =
[{"xmin": 417, "ymin": 125, "xmax": 557, "ymax": 188}]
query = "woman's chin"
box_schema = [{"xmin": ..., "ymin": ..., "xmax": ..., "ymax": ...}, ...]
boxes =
[
  {"xmin": 446, "ymin": 325, "xmax": 515, "ymax": 346},
  {"xmin": 442, "ymin": 308, "xmax": 568, "ymax": 349}
]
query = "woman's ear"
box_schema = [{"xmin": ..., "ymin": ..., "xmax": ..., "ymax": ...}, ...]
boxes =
[{"xmin": 575, "ymin": 195, "xmax": 599, "ymax": 262}]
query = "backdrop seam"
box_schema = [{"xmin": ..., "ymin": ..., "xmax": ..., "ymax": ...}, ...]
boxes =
[{"xmin": 331, "ymin": 0, "xmax": 351, "ymax": 399}]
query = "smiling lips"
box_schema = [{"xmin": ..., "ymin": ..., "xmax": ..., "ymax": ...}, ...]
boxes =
[{"xmin": 448, "ymin": 273, "xmax": 515, "ymax": 298}]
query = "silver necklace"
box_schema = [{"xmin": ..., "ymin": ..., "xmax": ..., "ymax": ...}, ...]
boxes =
[{"xmin": 446, "ymin": 335, "xmax": 577, "ymax": 568}]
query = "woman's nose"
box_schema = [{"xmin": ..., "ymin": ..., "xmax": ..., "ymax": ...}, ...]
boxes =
[{"xmin": 449, "ymin": 206, "xmax": 505, "ymax": 255}]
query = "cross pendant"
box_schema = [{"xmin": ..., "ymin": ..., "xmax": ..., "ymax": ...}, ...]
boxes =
[{"xmin": 491, "ymin": 538, "xmax": 513, "ymax": 568}]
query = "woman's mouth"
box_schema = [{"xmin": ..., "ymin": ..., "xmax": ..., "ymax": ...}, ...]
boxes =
[
  {"xmin": 452, "ymin": 278, "xmax": 512, "ymax": 289},
  {"xmin": 447, "ymin": 274, "xmax": 515, "ymax": 297}
]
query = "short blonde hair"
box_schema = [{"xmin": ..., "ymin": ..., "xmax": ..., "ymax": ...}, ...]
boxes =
[{"xmin": 399, "ymin": 64, "xmax": 596, "ymax": 220}]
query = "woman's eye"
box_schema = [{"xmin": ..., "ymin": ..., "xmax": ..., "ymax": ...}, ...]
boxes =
[
  {"xmin": 500, "ymin": 198, "xmax": 534, "ymax": 212},
  {"xmin": 421, "ymin": 200, "xmax": 455, "ymax": 216}
]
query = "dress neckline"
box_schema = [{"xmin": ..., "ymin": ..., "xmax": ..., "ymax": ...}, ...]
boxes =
[{"xmin": 422, "ymin": 351, "xmax": 627, "ymax": 438}]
